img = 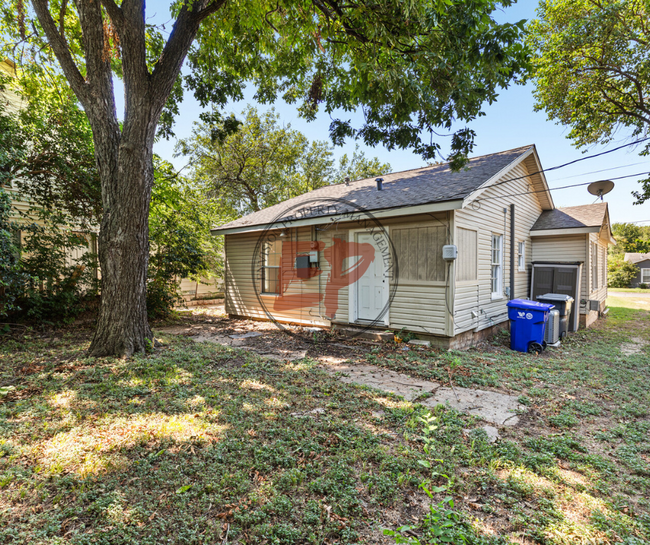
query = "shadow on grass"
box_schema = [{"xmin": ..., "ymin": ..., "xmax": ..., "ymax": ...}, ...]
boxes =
[{"xmin": 1, "ymin": 318, "xmax": 649, "ymax": 544}]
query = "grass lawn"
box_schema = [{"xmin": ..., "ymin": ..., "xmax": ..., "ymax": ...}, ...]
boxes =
[
  {"xmin": 607, "ymin": 295, "xmax": 650, "ymax": 311},
  {"xmin": 608, "ymin": 288, "xmax": 650, "ymax": 294},
  {"xmin": 1, "ymin": 306, "xmax": 649, "ymax": 544}
]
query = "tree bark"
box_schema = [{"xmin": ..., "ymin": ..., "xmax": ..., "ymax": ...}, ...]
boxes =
[
  {"xmin": 88, "ymin": 121, "xmax": 156, "ymax": 357},
  {"xmin": 31, "ymin": 0, "xmax": 226, "ymax": 357}
]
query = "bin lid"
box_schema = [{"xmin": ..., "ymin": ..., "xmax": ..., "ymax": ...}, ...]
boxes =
[
  {"xmin": 537, "ymin": 293, "xmax": 574, "ymax": 303},
  {"xmin": 507, "ymin": 299, "xmax": 555, "ymax": 311}
]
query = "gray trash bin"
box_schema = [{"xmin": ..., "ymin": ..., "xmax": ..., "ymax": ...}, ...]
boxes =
[{"xmin": 536, "ymin": 293, "xmax": 574, "ymax": 338}]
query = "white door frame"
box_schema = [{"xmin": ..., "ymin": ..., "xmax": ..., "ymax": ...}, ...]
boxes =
[{"xmin": 347, "ymin": 226, "xmax": 390, "ymax": 326}]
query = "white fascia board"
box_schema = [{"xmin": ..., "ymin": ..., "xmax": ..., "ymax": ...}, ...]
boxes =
[
  {"xmin": 210, "ymin": 199, "xmax": 464, "ymax": 236},
  {"xmin": 529, "ymin": 227, "xmax": 600, "ymax": 237}
]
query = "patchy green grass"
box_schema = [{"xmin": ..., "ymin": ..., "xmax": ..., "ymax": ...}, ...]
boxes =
[
  {"xmin": 1, "ymin": 306, "xmax": 649, "ymax": 544},
  {"xmin": 608, "ymin": 288, "xmax": 650, "ymax": 294},
  {"xmin": 607, "ymin": 295, "xmax": 650, "ymax": 310}
]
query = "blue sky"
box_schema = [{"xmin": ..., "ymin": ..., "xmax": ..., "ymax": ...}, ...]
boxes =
[{"xmin": 140, "ymin": 0, "xmax": 649, "ymax": 225}]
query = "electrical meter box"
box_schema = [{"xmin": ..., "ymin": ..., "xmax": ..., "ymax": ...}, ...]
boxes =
[
  {"xmin": 442, "ymin": 245, "xmax": 457, "ymax": 260},
  {"xmin": 309, "ymin": 250, "xmax": 318, "ymax": 263}
]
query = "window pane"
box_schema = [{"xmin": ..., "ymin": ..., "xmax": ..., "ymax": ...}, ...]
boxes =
[
  {"xmin": 264, "ymin": 239, "xmax": 282, "ymax": 267},
  {"xmin": 263, "ymin": 267, "xmax": 280, "ymax": 294}
]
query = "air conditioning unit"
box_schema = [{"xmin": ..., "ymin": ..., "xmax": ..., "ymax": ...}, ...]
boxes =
[
  {"xmin": 545, "ymin": 309, "xmax": 560, "ymax": 345},
  {"xmin": 588, "ymin": 300, "xmax": 600, "ymax": 312}
]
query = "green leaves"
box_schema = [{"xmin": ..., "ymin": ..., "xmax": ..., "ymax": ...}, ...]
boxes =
[
  {"xmin": 177, "ymin": 105, "xmax": 391, "ymax": 216},
  {"xmin": 529, "ymin": 0, "xmax": 650, "ymax": 201},
  {"xmin": 187, "ymin": 0, "xmax": 529, "ymax": 166}
]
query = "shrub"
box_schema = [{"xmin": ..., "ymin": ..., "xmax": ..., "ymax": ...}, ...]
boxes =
[
  {"xmin": 0, "ymin": 188, "xmax": 27, "ymax": 319},
  {"xmin": 608, "ymin": 256, "xmax": 638, "ymax": 288}
]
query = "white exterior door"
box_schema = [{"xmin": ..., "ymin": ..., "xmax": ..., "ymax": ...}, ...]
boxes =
[{"xmin": 355, "ymin": 232, "xmax": 388, "ymax": 322}]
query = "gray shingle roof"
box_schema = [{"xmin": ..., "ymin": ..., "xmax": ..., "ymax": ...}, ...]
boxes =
[
  {"xmin": 531, "ymin": 203, "xmax": 608, "ymax": 231},
  {"xmin": 624, "ymin": 252, "xmax": 650, "ymax": 264},
  {"xmin": 212, "ymin": 145, "xmax": 534, "ymax": 233}
]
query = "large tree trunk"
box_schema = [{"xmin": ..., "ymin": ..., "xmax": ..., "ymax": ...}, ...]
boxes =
[
  {"xmin": 88, "ymin": 129, "xmax": 155, "ymax": 357},
  {"xmin": 31, "ymin": 0, "xmax": 224, "ymax": 357}
]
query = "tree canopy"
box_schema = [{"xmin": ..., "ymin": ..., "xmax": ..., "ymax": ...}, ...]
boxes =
[
  {"xmin": 0, "ymin": 0, "xmax": 530, "ymax": 356},
  {"xmin": 611, "ymin": 222, "xmax": 650, "ymax": 256},
  {"xmin": 528, "ymin": 0, "xmax": 650, "ymax": 203},
  {"xmin": 179, "ymin": 106, "xmax": 391, "ymax": 215}
]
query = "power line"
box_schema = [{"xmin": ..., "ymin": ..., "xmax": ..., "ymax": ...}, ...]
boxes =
[
  {"xmin": 546, "ymin": 161, "xmax": 647, "ymax": 182},
  {"xmin": 447, "ymin": 136, "xmax": 650, "ymax": 201},
  {"xmin": 472, "ymin": 170, "xmax": 649, "ymax": 204}
]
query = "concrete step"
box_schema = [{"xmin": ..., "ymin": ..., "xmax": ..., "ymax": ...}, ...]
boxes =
[{"xmin": 338, "ymin": 327, "xmax": 394, "ymax": 342}]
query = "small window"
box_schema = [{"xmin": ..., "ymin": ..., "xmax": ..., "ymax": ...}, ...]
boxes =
[
  {"xmin": 591, "ymin": 242, "xmax": 599, "ymax": 291},
  {"xmin": 641, "ymin": 268, "xmax": 650, "ymax": 284},
  {"xmin": 491, "ymin": 234, "xmax": 503, "ymax": 298},
  {"xmin": 262, "ymin": 238, "xmax": 282, "ymax": 294},
  {"xmin": 457, "ymin": 228, "xmax": 477, "ymax": 281},
  {"xmin": 517, "ymin": 241, "xmax": 526, "ymax": 272}
]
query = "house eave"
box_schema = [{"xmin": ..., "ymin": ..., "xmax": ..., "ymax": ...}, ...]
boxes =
[
  {"xmin": 211, "ymin": 199, "xmax": 464, "ymax": 235},
  {"xmin": 529, "ymin": 227, "xmax": 600, "ymax": 237}
]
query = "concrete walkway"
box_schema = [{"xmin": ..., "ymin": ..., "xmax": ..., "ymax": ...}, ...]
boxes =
[{"xmin": 324, "ymin": 363, "xmax": 524, "ymax": 426}]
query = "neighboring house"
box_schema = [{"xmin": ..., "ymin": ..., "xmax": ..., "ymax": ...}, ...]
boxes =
[
  {"xmin": 624, "ymin": 253, "xmax": 650, "ymax": 287},
  {"xmin": 1, "ymin": 59, "xmax": 99, "ymax": 283},
  {"xmin": 212, "ymin": 145, "xmax": 615, "ymax": 348},
  {"xmin": 530, "ymin": 203, "xmax": 615, "ymax": 329}
]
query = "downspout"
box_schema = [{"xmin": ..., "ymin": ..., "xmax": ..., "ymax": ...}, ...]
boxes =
[{"xmin": 510, "ymin": 204, "xmax": 515, "ymax": 299}]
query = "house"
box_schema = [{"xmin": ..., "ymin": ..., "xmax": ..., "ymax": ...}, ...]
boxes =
[
  {"xmin": 530, "ymin": 203, "xmax": 615, "ymax": 329},
  {"xmin": 211, "ymin": 145, "xmax": 615, "ymax": 348},
  {"xmin": 1, "ymin": 59, "xmax": 100, "ymax": 283},
  {"xmin": 624, "ymin": 253, "xmax": 650, "ymax": 287}
]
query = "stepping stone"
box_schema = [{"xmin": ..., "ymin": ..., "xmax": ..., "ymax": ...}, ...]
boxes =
[
  {"xmin": 324, "ymin": 363, "xmax": 523, "ymax": 426},
  {"xmin": 408, "ymin": 339, "xmax": 431, "ymax": 347},
  {"xmin": 424, "ymin": 386, "xmax": 522, "ymax": 426},
  {"xmin": 326, "ymin": 364, "xmax": 439, "ymax": 402},
  {"xmin": 229, "ymin": 332, "xmax": 263, "ymax": 339}
]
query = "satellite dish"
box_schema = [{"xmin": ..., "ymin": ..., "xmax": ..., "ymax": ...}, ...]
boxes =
[{"xmin": 587, "ymin": 180, "xmax": 615, "ymax": 200}]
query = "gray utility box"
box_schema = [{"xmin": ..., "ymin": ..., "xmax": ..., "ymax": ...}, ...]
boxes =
[
  {"xmin": 536, "ymin": 293, "xmax": 574, "ymax": 339},
  {"xmin": 545, "ymin": 309, "xmax": 560, "ymax": 345}
]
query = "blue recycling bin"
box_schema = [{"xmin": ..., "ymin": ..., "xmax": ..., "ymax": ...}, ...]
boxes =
[{"xmin": 507, "ymin": 299, "xmax": 555, "ymax": 353}]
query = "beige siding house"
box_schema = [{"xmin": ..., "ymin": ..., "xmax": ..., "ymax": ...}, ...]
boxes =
[
  {"xmin": 212, "ymin": 145, "xmax": 615, "ymax": 348},
  {"xmin": 530, "ymin": 203, "xmax": 615, "ymax": 328}
]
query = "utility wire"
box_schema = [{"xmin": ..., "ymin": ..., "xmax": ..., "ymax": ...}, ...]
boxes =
[
  {"xmin": 472, "ymin": 170, "xmax": 649, "ymax": 204},
  {"xmin": 446, "ymin": 136, "xmax": 650, "ymax": 201},
  {"xmin": 546, "ymin": 161, "xmax": 647, "ymax": 181}
]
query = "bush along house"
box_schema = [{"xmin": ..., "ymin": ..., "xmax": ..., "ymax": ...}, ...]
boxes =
[{"xmin": 211, "ymin": 145, "xmax": 615, "ymax": 348}]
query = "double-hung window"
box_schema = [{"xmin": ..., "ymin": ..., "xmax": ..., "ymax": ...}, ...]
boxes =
[
  {"xmin": 491, "ymin": 234, "xmax": 503, "ymax": 298},
  {"xmin": 641, "ymin": 268, "xmax": 650, "ymax": 284},
  {"xmin": 262, "ymin": 238, "xmax": 282, "ymax": 294},
  {"xmin": 517, "ymin": 241, "xmax": 526, "ymax": 272}
]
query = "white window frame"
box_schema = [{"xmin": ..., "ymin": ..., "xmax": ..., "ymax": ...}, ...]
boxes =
[
  {"xmin": 261, "ymin": 238, "xmax": 282, "ymax": 295},
  {"xmin": 491, "ymin": 234, "xmax": 503, "ymax": 299},
  {"xmin": 641, "ymin": 268, "xmax": 650, "ymax": 284},
  {"xmin": 517, "ymin": 241, "xmax": 526, "ymax": 272},
  {"xmin": 591, "ymin": 242, "xmax": 599, "ymax": 291}
]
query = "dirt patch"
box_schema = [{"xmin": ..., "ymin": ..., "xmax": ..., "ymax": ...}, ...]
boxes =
[{"xmin": 621, "ymin": 336, "xmax": 648, "ymax": 355}]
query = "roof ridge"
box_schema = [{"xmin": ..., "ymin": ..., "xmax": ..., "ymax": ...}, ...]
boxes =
[{"xmin": 326, "ymin": 144, "xmax": 535, "ymax": 188}]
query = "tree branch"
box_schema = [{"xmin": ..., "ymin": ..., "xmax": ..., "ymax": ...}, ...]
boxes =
[
  {"xmin": 99, "ymin": 0, "xmax": 125, "ymax": 29},
  {"xmin": 31, "ymin": 0, "xmax": 88, "ymax": 105},
  {"xmin": 72, "ymin": 0, "xmax": 117, "ymax": 121},
  {"xmin": 150, "ymin": 0, "xmax": 227, "ymax": 116}
]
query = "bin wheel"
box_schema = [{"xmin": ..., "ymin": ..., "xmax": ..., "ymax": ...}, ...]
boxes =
[
  {"xmin": 542, "ymin": 341, "xmax": 548, "ymax": 350},
  {"xmin": 560, "ymin": 331, "xmax": 567, "ymax": 339},
  {"xmin": 528, "ymin": 342, "xmax": 544, "ymax": 355}
]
